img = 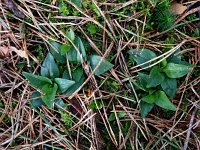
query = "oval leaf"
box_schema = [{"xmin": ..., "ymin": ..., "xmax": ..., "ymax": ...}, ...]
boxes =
[
  {"xmin": 71, "ymin": 0, "xmax": 82, "ymax": 8},
  {"xmin": 41, "ymin": 83, "xmax": 58, "ymax": 108},
  {"xmin": 138, "ymin": 72, "xmax": 149, "ymax": 89},
  {"xmin": 89, "ymin": 55, "xmax": 114, "ymax": 76},
  {"xmin": 67, "ymin": 37, "xmax": 87, "ymax": 63},
  {"xmin": 89, "ymin": 100, "xmax": 103, "ymax": 110},
  {"xmin": 49, "ymin": 41, "xmax": 66, "ymax": 63},
  {"xmin": 23, "ymin": 72, "xmax": 52, "ymax": 90},
  {"xmin": 61, "ymin": 43, "xmax": 71, "ymax": 55},
  {"xmin": 30, "ymin": 92, "xmax": 45, "ymax": 108},
  {"xmin": 140, "ymin": 101, "xmax": 154, "ymax": 118},
  {"xmin": 62, "ymin": 67, "xmax": 85, "ymax": 95},
  {"xmin": 163, "ymin": 63, "xmax": 193, "ymax": 78},
  {"xmin": 55, "ymin": 98, "xmax": 65, "ymax": 110},
  {"xmin": 87, "ymin": 24, "xmax": 97, "ymax": 34},
  {"xmin": 41, "ymin": 52, "xmax": 59, "ymax": 78},
  {"xmin": 128, "ymin": 49, "xmax": 157, "ymax": 68},
  {"xmin": 55, "ymin": 78, "xmax": 75, "ymax": 93},
  {"xmin": 161, "ymin": 78, "xmax": 177, "ymax": 98},
  {"xmin": 141, "ymin": 93, "xmax": 156, "ymax": 104},
  {"xmin": 154, "ymin": 91, "xmax": 176, "ymax": 111},
  {"xmin": 66, "ymin": 28, "xmax": 75, "ymax": 41},
  {"xmin": 65, "ymin": 75, "xmax": 85, "ymax": 95},
  {"xmin": 108, "ymin": 112, "xmax": 126, "ymax": 121},
  {"xmin": 72, "ymin": 67, "xmax": 84, "ymax": 82},
  {"xmin": 167, "ymin": 50, "xmax": 182, "ymax": 64},
  {"xmin": 147, "ymin": 66, "xmax": 165, "ymax": 88}
]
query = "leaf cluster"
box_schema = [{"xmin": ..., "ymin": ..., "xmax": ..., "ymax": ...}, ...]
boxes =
[
  {"xmin": 129, "ymin": 48, "xmax": 194, "ymax": 117},
  {"xmin": 23, "ymin": 29, "xmax": 114, "ymax": 108}
]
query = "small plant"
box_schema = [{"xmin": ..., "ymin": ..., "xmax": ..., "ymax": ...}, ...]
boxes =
[
  {"xmin": 23, "ymin": 52, "xmax": 75, "ymax": 108},
  {"xmin": 87, "ymin": 24, "xmax": 97, "ymax": 35},
  {"xmin": 23, "ymin": 29, "xmax": 114, "ymax": 108},
  {"xmin": 152, "ymin": 0, "xmax": 175, "ymax": 31},
  {"xmin": 60, "ymin": 110, "xmax": 73, "ymax": 128},
  {"xmin": 129, "ymin": 48, "xmax": 194, "ymax": 117},
  {"xmin": 58, "ymin": 0, "xmax": 82, "ymax": 16}
]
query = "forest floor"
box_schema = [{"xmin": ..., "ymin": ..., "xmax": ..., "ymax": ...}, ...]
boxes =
[{"xmin": 0, "ymin": 0, "xmax": 200, "ymax": 149}]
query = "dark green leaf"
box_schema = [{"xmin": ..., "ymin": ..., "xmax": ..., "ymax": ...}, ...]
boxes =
[
  {"xmin": 128, "ymin": 49, "xmax": 157, "ymax": 68},
  {"xmin": 140, "ymin": 101, "xmax": 154, "ymax": 118},
  {"xmin": 89, "ymin": 55, "xmax": 114, "ymax": 76},
  {"xmin": 66, "ymin": 28, "xmax": 75, "ymax": 41},
  {"xmin": 55, "ymin": 98, "xmax": 65, "ymax": 110},
  {"xmin": 62, "ymin": 70, "xmax": 71, "ymax": 79},
  {"xmin": 108, "ymin": 112, "xmax": 126, "ymax": 121},
  {"xmin": 30, "ymin": 92, "xmax": 44, "ymax": 108},
  {"xmin": 76, "ymin": 37, "xmax": 87, "ymax": 61},
  {"xmin": 147, "ymin": 66, "xmax": 165, "ymax": 88},
  {"xmin": 62, "ymin": 67, "xmax": 85, "ymax": 95},
  {"xmin": 23, "ymin": 72, "xmax": 52, "ymax": 90},
  {"xmin": 141, "ymin": 93, "xmax": 156, "ymax": 104},
  {"xmin": 154, "ymin": 91, "xmax": 176, "ymax": 111},
  {"xmin": 49, "ymin": 41, "xmax": 66, "ymax": 63},
  {"xmin": 54, "ymin": 78, "xmax": 75, "ymax": 93},
  {"xmin": 72, "ymin": 67, "xmax": 84, "ymax": 82},
  {"xmin": 108, "ymin": 113, "xmax": 115, "ymax": 121},
  {"xmin": 62, "ymin": 67, "xmax": 83, "ymax": 81},
  {"xmin": 87, "ymin": 24, "xmax": 97, "ymax": 34},
  {"xmin": 41, "ymin": 52, "xmax": 59, "ymax": 78},
  {"xmin": 71, "ymin": 0, "xmax": 82, "ymax": 8},
  {"xmin": 40, "ymin": 67, "xmax": 48, "ymax": 78},
  {"xmin": 61, "ymin": 44, "xmax": 71, "ymax": 55},
  {"xmin": 138, "ymin": 72, "xmax": 149, "ymax": 89},
  {"xmin": 89, "ymin": 100, "xmax": 102, "ymax": 110},
  {"xmin": 161, "ymin": 59, "xmax": 167, "ymax": 67},
  {"xmin": 65, "ymin": 75, "xmax": 85, "ymax": 95},
  {"xmin": 41, "ymin": 83, "xmax": 58, "ymax": 108},
  {"xmin": 167, "ymin": 51, "xmax": 181, "ymax": 64},
  {"xmin": 179, "ymin": 61, "xmax": 195, "ymax": 66},
  {"xmin": 117, "ymin": 112, "xmax": 126, "ymax": 118},
  {"xmin": 161, "ymin": 78, "xmax": 177, "ymax": 98},
  {"xmin": 163, "ymin": 63, "xmax": 193, "ymax": 78},
  {"xmin": 67, "ymin": 37, "xmax": 87, "ymax": 63}
]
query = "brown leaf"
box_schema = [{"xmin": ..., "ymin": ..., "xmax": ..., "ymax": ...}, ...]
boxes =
[
  {"xmin": 0, "ymin": 46, "xmax": 29, "ymax": 65},
  {"xmin": 0, "ymin": 46, "xmax": 10, "ymax": 58},
  {"xmin": 171, "ymin": 3, "xmax": 187, "ymax": 15}
]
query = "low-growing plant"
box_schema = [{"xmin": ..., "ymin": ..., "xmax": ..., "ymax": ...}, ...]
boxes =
[
  {"xmin": 58, "ymin": 0, "xmax": 82, "ymax": 16},
  {"xmin": 60, "ymin": 110, "xmax": 73, "ymax": 128},
  {"xmin": 128, "ymin": 48, "xmax": 194, "ymax": 117},
  {"xmin": 23, "ymin": 29, "xmax": 114, "ymax": 108},
  {"xmin": 22, "ymin": 52, "xmax": 75, "ymax": 108}
]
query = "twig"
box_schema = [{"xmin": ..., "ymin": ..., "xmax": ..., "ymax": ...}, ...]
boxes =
[{"xmin": 183, "ymin": 108, "xmax": 197, "ymax": 150}]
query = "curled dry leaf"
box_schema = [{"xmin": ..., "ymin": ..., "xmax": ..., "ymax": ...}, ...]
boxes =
[
  {"xmin": 0, "ymin": 46, "xmax": 30, "ymax": 65},
  {"xmin": 171, "ymin": 3, "xmax": 187, "ymax": 15}
]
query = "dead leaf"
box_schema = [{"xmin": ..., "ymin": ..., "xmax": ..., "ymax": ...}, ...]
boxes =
[
  {"xmin": 0, "ymin": 46, "xmax": 10, "ymax": 57},
  {"xmin": 0, "ymin": 46, "xmax": 30, "ymax": 66},
  {"xmin": 171, "ymin": 3, "xmax": 187, "ymax": 15},
  {"xmin": 3, "ymin": 0, "xmax": 25, "ymax": 18}
]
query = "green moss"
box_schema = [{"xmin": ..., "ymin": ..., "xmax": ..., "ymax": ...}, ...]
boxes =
[
  {"xmin": 60, "ymin": 111, "xmax": 73, "ymax": 129},
  {"xmin": 152, "ymin": 0, "xmax": 175, "ymax": 31}
]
